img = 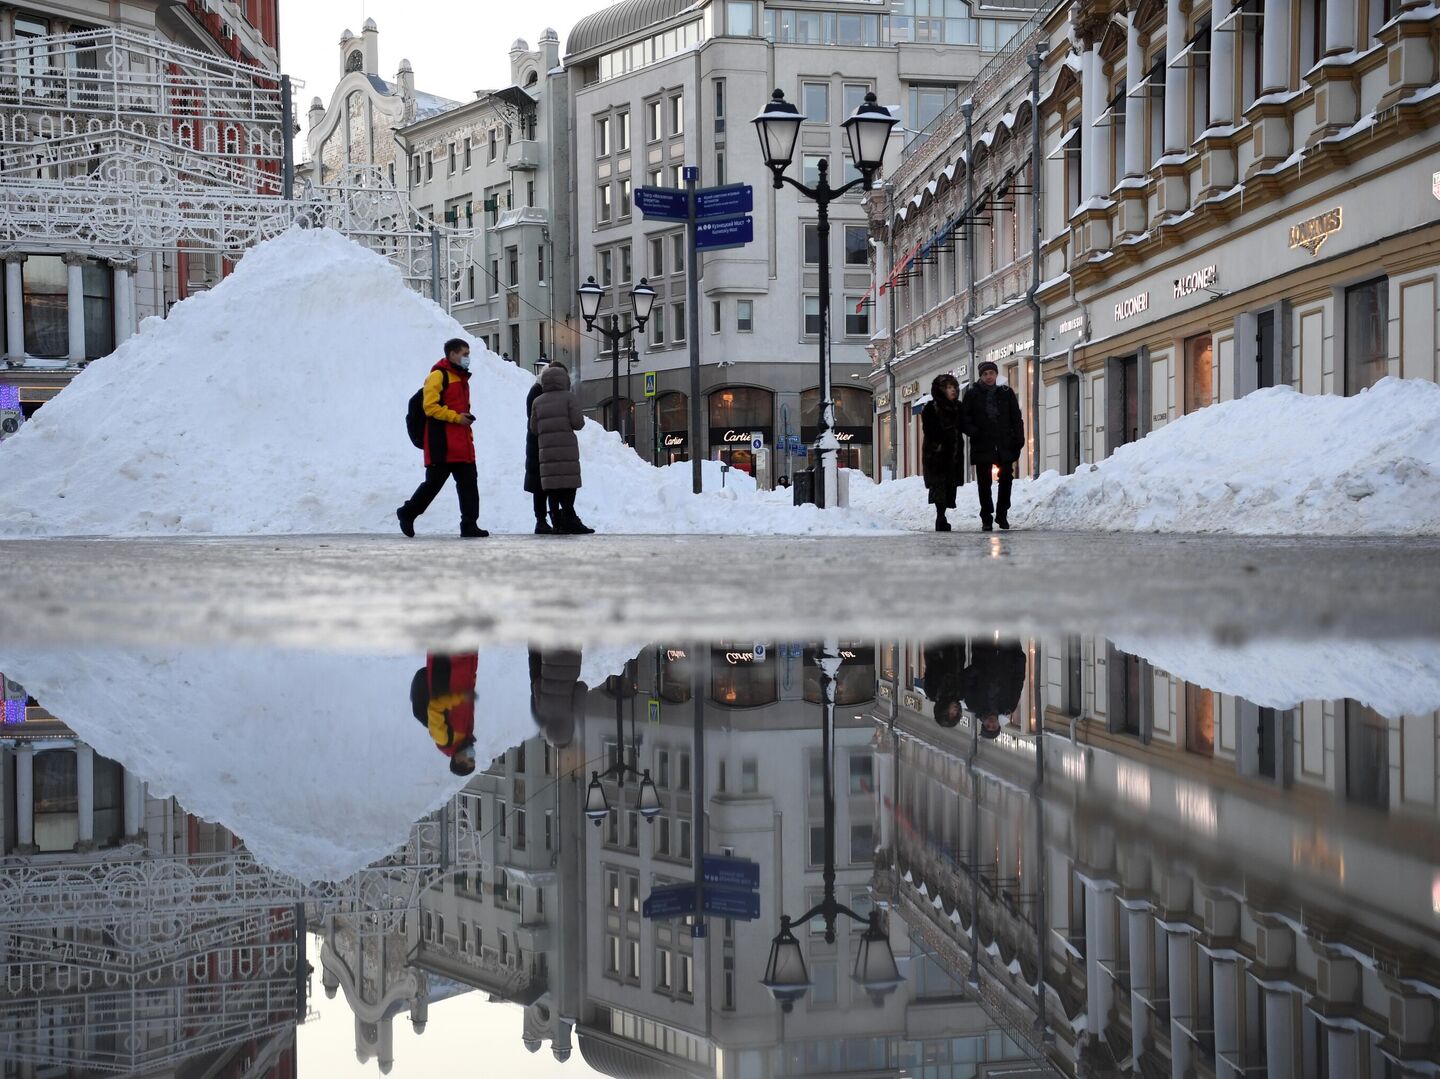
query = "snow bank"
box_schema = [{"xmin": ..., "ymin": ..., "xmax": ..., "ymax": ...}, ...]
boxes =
[
  {"xmin": 0, "ymin": 645, "xmax": 636, "ymax": 882},
  {"xmin": 1106, "ymin": 636, "xmax": 1440, "ymax": 718},
  {"xmin": 0, "ymin": 228, "xmax": 895, "ymax": 538}
]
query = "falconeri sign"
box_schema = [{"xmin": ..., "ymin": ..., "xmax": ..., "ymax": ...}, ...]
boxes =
[{"xmin": 1289, "ymin": 207, "xmax": 1343, "ymax": 256}]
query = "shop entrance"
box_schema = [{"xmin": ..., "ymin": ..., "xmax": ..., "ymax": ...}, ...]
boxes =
[
  {"xmin": 1063, "ymin": 373, "xmax": 1081, "ymax": 474},
  {"xmin": 1106, "ymin": 354, "xmax": 1140, "ymax": 455},
  {"xmin": 1255, "ymin": 310, "xmax": 1277, "ymax": 390}
]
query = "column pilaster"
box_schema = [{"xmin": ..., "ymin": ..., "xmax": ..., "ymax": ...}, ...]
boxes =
[
  {"xmin": 3, "ymin": 255, "xmax": 25, "ymax": 363},
  {"xmin": 15, "ymin": 744, "xmax": 36, "ymax": 854},
  {"xmin": 64, "ymin": 253, "xmax": 86, "ymax": 364},
  {"xmin": 1154, "ymin": 0, "xmax": 1191, "ymax": 221},
  {"xmin": 75, "ymin": 743, "xmax": 95, "ymax": 851}
]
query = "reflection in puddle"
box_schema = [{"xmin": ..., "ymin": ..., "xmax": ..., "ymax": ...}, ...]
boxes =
[{"xmin": 1, "ymin": 637, "xmax": 1437, "ymax": 1076}]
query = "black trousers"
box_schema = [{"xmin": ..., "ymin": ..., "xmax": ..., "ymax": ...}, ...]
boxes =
[
  {"xmin": 403, "ymin": 463, "xmax": 479, "ymax": 529},
  {"xmin": 974, "ymin": 461, "xmax": 1013, "ymax": 521},
  {"xmin": 546, "ymin": 488, "xmax": 577, "ymax": 519},
  {"xmin": 532, "ymin": 491, "xmax": 548, "ymax": 521}
]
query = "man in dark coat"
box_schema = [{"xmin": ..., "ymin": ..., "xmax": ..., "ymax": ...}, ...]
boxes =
[
  {"xmin": 529, "ymin": 363, "xmax": 592, "ymax": 535},
  {"xmin": 397, "ymin": 338, "xmax": 488, "ymax": 538},
  {"xmin": 528, "ymin": 647, "xmax": 586, "ymax": 748},
  {"xmin": 961, "ymin": 638, "xmax": 1027, "ymax": 740},
  {"xmin": 960, "ymin": 360, "xmax": 1024, "ymax": 531},
  {"xmin": 524, "ymin": 373, "xmax": 551, "ymax": 534},
  {"xmin": 919, "ymin": 373, "xmax": 964, "ymax": 532},
  {"xmin": 922, "ymin": 640, "xmax": 966, "ymax": 727}
]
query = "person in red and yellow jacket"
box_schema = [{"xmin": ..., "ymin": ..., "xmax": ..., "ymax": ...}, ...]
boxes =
[
  {"xmin": 397, "ymin": 338, "xmax": 489, "ymax": 538},
  {"xmin": 418, "ymin": 652, "xmax": 479, "ymax": 776}
]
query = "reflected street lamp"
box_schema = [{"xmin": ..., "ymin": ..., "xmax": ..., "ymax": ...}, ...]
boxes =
[
  {"xmin": 761, "ymin": 641, "xmax": 903, "ymax": 1011},
  {"xmin": 584, "ymin": 665, "xmax": 662, "ymax": 829},
  {"xmin": 579, "ymin": 276, "xmax": 657, "ymax": 444},
  {"xmin": 754, "ymin": 90, "xmax": 897, "ymax": 507}
]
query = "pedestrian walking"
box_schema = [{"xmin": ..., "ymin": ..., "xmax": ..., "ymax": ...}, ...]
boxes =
[
  {"xmin": 410, "ymin": 652, "xmax": 479, "ymax": 775},
  {"xmin": 961, "ymin": 638, "xmax": 1027, "ymax": 741},
  {"xmin": 397, "ymin": 338, "xmax": 489, "ymax": 538},
  {"xmin": 922, "ymin": 640, "xmax": 966, "ymax": 727},
  {"xmin": 524, "ymin": 372, "xmax": 552, "ymax": 534},
  {"xmin": 528, "ymin": 647, "xmax": 586, "ymax": 748},
  {"xmin": 960, "ymin": 360, "xmax": 1024, "ymax": 531},
  {"xmin": 529, "ymin": 363, "xmax": 594, "ymax": 535},
  {"xmin": 920, "ymin": 373, "xmax": 965, "ymax": 532}
]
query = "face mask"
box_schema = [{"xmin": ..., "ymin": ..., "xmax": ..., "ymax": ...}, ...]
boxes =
[{"xmin": 453, "ymin": 353, "xmax": 471, "ymax": 371}]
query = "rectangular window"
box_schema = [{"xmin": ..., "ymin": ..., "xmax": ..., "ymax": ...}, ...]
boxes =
[
  {"xmin": 659, "ymin": 949, "xmax": 673, "ymax": 988},
  {"xmin": 681, "ymin": 954, "xmax": 694, "ymax": 994},
  {"xmin": 741, "ymin": 758, "xmax": 759, "ymax": 793},
  {"xmin": 515, "ymin": 808, "xmax": 527, "ymax": 849},
  {"xmin": 850, "ymin": 823, "xmax": 873, "ymax": 863},
  {"xmin": 658, "ymin": 816, "xmax": 672, "ymax": 855},
  {"xmin": 802, "ymin": 153, "xmax": 826, "ymax": 187},
  {"xmin": 804, "ymin": 295, "xmax": 822, "ymax": 335},
  {"xmin": 507, "ymin": 247, "xmax": 519, "ymax": 287},
  {"xmin": 671, "ymin": 164, "xmax": 685, "ymax": 189},
  {"xmin": 489, "ymin": 129, "xmax": 497, "ymax": 161},
  {"xmin": 627, "ymin": 810, "xmax": 639, "ymax": 849},
  {"xmin": 620, "ymin": 178, "xmax": 633, "ymax": 218},
  {"xmin": 1184, "ymin": 333, "xmax": 1214, "ymax": 413},
  {"xmin": 601, "ymin": 249, "xmax": 614, "ymax": 288},
  {"xmin": 712, "ymin": 300, "xmax": 722, "ymax": 333},
  {"xmin": 845, "ymin": 225, "xmax": 869, "ymax": 266},
  {"xmin": 629, "ymin": 875, "xmax": 641, "ymax": 913},
  {"xmin": 672, "ymin": 233, "xmax": 685, "ymax": 273},
  {"xmin": 714, "ymin": 79, "xmax": 726, "ymax": 124},
  {"xmin": 679, "ymin": 818, "xmax": 692, "ymax": 859},
  {"xmin": 497, "ymin": 800, "xmax": 507, "ymax": 836},
  {"xmin": 845, "ymin": 297, "xmax": 870, "ymax": 337},
  {"xmin": 673, "ymin": 301, "xmax": 686, "ymax": 342},
  {"xmin": 597, "ymin": 116, "xmax": 611, "ymax": 157},
  {"xmin": 803, "ymin": 81, "xmax": 829, "ymax": 123},
  {"xmin": 537, "ymin": 246, "xmax": 546, "ymax": 283},
  {"xmin": 737, "ymin": 300, "xmax": 753, "ymax": 332},
  {"xmin": 726, "ymin": 1, "xmax": 755, "ymax": 36},
  {"xmin": 678, "ymin": 752, "xmax": 692, "ymax": 791},
  {"xmin": 425, "ymin": 151, "xmax": 433, "ymax": 180},
  {"xmin": 619, "ymin": 111, "xmax": 631, "ymax": 151},
  {"xmin": 1345, "ymin": 277, "xmax": 1388, "ymax": 394},
  {"xmin": 527, "ymin": 180, "xmax": 536, "ymax": 207},
  {"xmin": 628, "ymin": 941, "xmax": 641, "ymax": 979},
  {"xmin": 464, "ymin": 137, "xmax": 472, "ymax": 168},
  {"xmin": 544, "ymin": 810, "xmax": 553, "ymax": 849},
  {"xmin": 715, "ymin": 149, "xmax": 726, "ymax": 186},
  {"xmin": 648, "ymin": 167, "xmax": 664, "ymax": 188},
  {"xmin": 647, "ymin": 99, "xmax": 662, "ymax": 141},
  {"xmin": 849, "ymin": 754, "xmax": 873, "ymax": 794},
  {"xmin": 608, "ymin": 935, "xmax": 621, "ymax": 972},
  {"xmin": 670, "ymin": 93, "xmax": 685, "ymax": 135},
  {"xmin": 598, "ymin": 184, "xmax": 613, "ymax": 223},
  {"xmin": 803, "ymin": 223, "xmax": 821, "ymax": 265},
  {"xmin": 490, "ymin": 260, "xmax": 500, "ymax": 296},
  {"xmin": 448, "ymin": 143, "xmax": 456, "ymax": 174},
  {"xmin": 842, "ymin": 82, "xmax": 869, "ymax": 118},
  {"xmin": 620, "ymin": 244, "xmax": 633, "ymax": 283}
]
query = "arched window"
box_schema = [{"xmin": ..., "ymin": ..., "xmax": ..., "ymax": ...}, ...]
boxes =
[
  {"xmin": 345, "ymin": 49, "xmax": 364, "ymax": 73},
  {"xmin": 707, "ymin": 386, "xmax": 773, "ymax": 429},
  {"xmin": 802, "ymin": 645, "xmax": 877, "ymax": 706},
  {"xmin": 800, "ymin": 386, "xmax": 872, "ymax": 428},
  {"xmin": 711, "ymin": 644, "xmax": 778, "ymax": 708}
]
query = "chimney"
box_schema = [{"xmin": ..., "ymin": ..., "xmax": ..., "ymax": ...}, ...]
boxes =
[{"xmin": 362, "ymin": 18, "xmax": 379, "ymax": 74}]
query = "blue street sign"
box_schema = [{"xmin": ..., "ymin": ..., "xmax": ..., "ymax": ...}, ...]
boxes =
[
  {"xmin": 695, "ymin": 214, "xmax": 753, "ymax": 251},
  {"xmin": 683, "ymin": 165, "xmax": 699, "ymax": 182},
  {"xmin": 696, "ymin": 183, "xmax": 753, "ymax": 219},
  {"xmin": 703, "ymin": 885, "xmax": 761, "ymax": 920},
  {"xmin": 635, "ymin": 186, "xmax": 689, "ymax": 221},
  {"xmin": 643, "ymin": 883, "xmax": 697, "ymax": 919},
  {"xmin": 702, "ymin": 854, "xmax": 760, "ymax": 890}
]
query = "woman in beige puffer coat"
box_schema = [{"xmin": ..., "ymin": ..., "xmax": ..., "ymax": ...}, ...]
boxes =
[{"xmin": 528, "ymin": 363, "xmax": 593, "ymax": 534}]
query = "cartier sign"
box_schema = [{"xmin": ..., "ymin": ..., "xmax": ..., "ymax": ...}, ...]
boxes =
[
  {"xmin": 1290, "ymin": 207, "xmax": 1342, "ymax": 256},
  {"xmin": 662, "ymin": 433, "xmax": 686, "ymax": 447}
]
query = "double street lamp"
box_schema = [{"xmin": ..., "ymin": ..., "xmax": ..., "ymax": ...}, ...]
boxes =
[
  {"xmin": 760, "ymin": 642, "xmax": 903, "ymax": 1010},
  {"xmin": 584, "ymin": 672, "xmax": 662, "ymax": 828},
  {"xmin": 753, "ymin": 89, "xmax": 897, "ymax": 507},
  {"xmin": 578, "ymin": 276, "xmax": 657, "ymax": 443}
]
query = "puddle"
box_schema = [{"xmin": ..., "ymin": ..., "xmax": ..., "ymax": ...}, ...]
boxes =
[{"xmin": 2, "ymin": 636, "xmax": 1437, "ymax": 1076}]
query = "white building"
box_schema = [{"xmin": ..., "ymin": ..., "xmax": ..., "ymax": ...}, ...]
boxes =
[
  {"xmin": 563, "ymin": 0, "xmax": 1039, "ymax": 483},
  {"xmin": 398, "ymin": 31, "xmax": 576, "ymax": 370}
]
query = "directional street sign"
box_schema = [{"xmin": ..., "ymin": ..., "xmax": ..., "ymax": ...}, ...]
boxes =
[
  {"xmin": 703, "ymin": 885, "xmax": 761, "ymax": 920},
  {"xmin": 635, "ymin": 186, "xmax": 689, "ymax": 221},
  {"xmin": 643, "ymin": 371, "xmax": 657, "ymax": 398},
  {"xmin": 702, "ymin": 854, "xmax": 760, "ymax": 890},
  {"xmin": 696, "ymin": 183, "xmax": 753, "ymax": 219},
  {"xmin": 695, "ymin": 214, "xmax": 753, "ymax": 252},
  {"xmin": 643, "ymin": 883, "xmax": 696, "ymax": 919}
]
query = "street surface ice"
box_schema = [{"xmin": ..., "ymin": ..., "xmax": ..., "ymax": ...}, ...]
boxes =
[
  {"xmin": 0, "ymin": 646, "xmax": 632, "ymax": 882},
  {"xmin": 0, "ymin": 228, "xmax": 1436, "ymax": 537}
]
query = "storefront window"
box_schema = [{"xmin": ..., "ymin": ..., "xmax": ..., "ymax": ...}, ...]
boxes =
[
  {"xmin": 801, "ymin": 386, "xmax": 874, "ymax": 474},
  {"xmin": 711, "ymin": 644, "xmax": 777, "ymax": 707},
  {"xmin": 1344, "ymin": 277, "xmax": 1388, "ymax": 395},
  {"xmin": 22, "ymin": 255, "xmax": 67, "ymax": 358},
  {"xmin": 33, "ymin": 748, "xmax": 78, "ymax": 852},
  {"xmin": 83, "ymin": 263, "xmax": 114, "ymax": 360},
  {"xmin": 656, "ymin": 391, "xmax": 689, "ymax": 463},
  {"xmin": 708, "ymin": 387, "xmax": 774, "ymax": 476},
  {"xmin": 802, "ymin": 645, "xmax": 877, "ymax": 706},
  {"xmin": 660, "ymin": 647, "xmax": 692, "ymax": 703},
  {"xmin": 1184, "ymin": 333, "xmax": 1214, "ymax": 414},
  {"xmin": 1184, "ymin": 684, "xmax": 1215, "ymax": 756}
]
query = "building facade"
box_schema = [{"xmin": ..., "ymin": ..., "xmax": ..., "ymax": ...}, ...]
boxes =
[
  {"xmin": 398, "ymin": 31, "xmax": 577, "ymax": 371},
  {"xmin": 870, "ymin": 0, "xmax": 1440, "ymax": 483},
  {"xmin": 0, "ymin": 0, "xmax": 283, "ymax": 428},
  {"xmin": 564, "ymin": 0, "xmax": 1039, "ymax": 485}
]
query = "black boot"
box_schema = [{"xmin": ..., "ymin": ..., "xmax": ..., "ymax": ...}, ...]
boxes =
[
  {"xmin": 997, "ymin": 511, "xmax": 1010, "ymax": 530},
  {"xmin": 981, "ymin": 516, "xmax": 994, "ymax": 533},
  {"xmin": 459, "ymin": 523, "xmax": 490, "ymax": 538},
  {"xmin": 396, "ymin": 507, "xmax": 415, "ymax": 538},
  {"xmin": 535, "ymin": 517, "xmax": 555, "ymax": 535},
  {"xmin": 561, "ymin": 492, "xmax": 594, "ymax": 535},
  {"xmin": 934, "ymin": 508, "xmax": 951, "ymax": 533}
]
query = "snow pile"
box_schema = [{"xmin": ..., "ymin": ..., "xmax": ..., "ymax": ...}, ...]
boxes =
[
  {"xmin": 1022, "ymin": 380, "xmax": 1440, "ymax": 535},
  {"xmin": 0, "ymin": 228, "xmax": 896, "ymax": 538},
  {"xmin": 1107, "ymin": 635, "xmax": 1440, "ymax": 718},
  {"xmin": 0, "ymin": 646, "xmax": 635, "ymax": 882}
]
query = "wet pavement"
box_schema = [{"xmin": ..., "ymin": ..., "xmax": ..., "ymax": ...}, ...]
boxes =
[
  {"xmin": 1, "ymin": 620, "xmax": 1438, "ymax": 1076},
  {"xmin": 2, "ymin": 532, "xmax": 1439, "ymax": 649}
]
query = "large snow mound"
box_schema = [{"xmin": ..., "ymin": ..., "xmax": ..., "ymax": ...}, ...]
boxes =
[
  {"xmin": 0, "ymin": 646, "xmax": 636, "ymax": 882},
  {"xmin": 843, "ymin": 379, "xmax": 1440, "ymax": 536},
  {"xmin": 0, "ymin": 228, "xmax": 896, "ymax": 537}
]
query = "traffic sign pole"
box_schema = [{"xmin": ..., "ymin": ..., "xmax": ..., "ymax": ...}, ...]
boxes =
[{"xmin": 686, "ymin": 168, "xmax": 703, "ymax": 497}]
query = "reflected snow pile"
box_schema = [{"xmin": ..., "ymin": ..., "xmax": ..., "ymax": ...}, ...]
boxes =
[
  {"xmin": 845, "ymin": 379, "xmax": 1440, "ymax": 535},
  {"xmin": 0, "ymin": 228, "xmax": 894, "ymax": 538},
  {"xmin": 0, "ymin": 646, "xmax": 634, "ymax": 882},
  {"xmin": 1108, "ymin": 635, "xmax": 1440, "ymax": 718}
]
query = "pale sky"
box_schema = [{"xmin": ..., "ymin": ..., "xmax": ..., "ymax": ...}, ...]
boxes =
[{"xmin": 279, "ymin": 0, "xmax": 610, "ymax": 107}]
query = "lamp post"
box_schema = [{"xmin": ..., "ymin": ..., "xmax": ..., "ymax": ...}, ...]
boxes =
[
  {"xmin": 584, "ymin": 669, "xmax": 661, "ymax": 829},
  {"xmin": 754, "ymin": 90, "xmax": 897, "ymax": 508},
  {"xmin": 578, "ymin": 276, "xmax": 657, "ymax": 437},
  {"xmin": 761, "ymin": 640, "xmax": 903, "ymax": 1011}
]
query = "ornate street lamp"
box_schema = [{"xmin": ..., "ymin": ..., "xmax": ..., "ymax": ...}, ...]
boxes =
[
  {"xmin": 584, "ymin": 668, "xmax": 662, "ymax": 829},
  {"xmin": 578, "ymin": 276, "xmax": 657, "ymax": 443},
  {"xmin": 761, "ymin": 641, "xmax": 902, "ymax": 1010},
  {"xmin": 753, "ymin": 89, "xmax": 897, "ymax": 508}
]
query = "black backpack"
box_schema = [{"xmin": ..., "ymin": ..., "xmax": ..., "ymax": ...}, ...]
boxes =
[
  {"xmin": 410, "ymin": 666, "xmax": 429, "ymax": 724},
  {"xmin": 405, "ymin": 369, "xmax": 449, "ymax": 449}
]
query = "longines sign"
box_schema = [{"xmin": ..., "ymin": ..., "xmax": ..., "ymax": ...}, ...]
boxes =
[{"xmin": 1290, "ymin": 207, "xmax": 1343, "ymax": 256}]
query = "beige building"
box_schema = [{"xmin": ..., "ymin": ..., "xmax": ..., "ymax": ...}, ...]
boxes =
[{"xmin": 870, "ymin": 0, "xmax": 1440, "ymax": 483}]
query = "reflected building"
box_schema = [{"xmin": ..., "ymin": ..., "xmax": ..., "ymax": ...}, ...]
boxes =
[{"xmin": 875, "ymin": 637, "xmax": 1440, "ymax": 1077}]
